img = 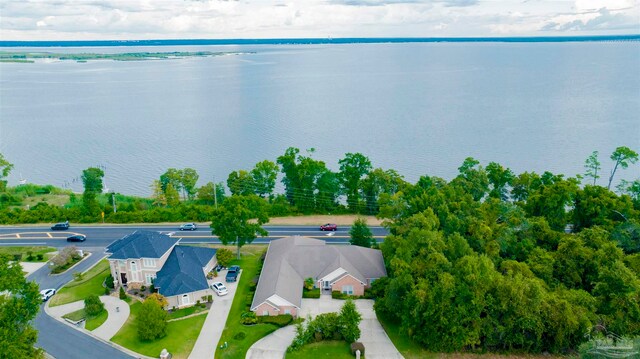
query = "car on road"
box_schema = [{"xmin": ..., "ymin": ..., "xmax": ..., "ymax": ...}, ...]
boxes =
[
  {"xmin": 226, "ymin": 265, "xmax": 240, "ymax": 282},
  {"xmin": 51, "ymin": 221, "xmax": 69, "ymax": 230},
  {"xmin": 180, "ymin": 223, "xmax": 198, "ymax": 231},
  {"xmin": 40, "ymin": 288, "xmax": 56, "ymax": 301},
  {"xmin": 67, "ymin": 234, "xmax": 86, "ymax": 242},
  {"xmin": 211, "ymin": 282, "xmax": 228, "ymax": 296},
  {"xmin": 320, "ymin": 223, "xmax": 338, "ymax": 231}
]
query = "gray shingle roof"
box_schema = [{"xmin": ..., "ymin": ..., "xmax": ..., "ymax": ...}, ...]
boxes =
[
  {"xmin": 251, "ymin": 236, "xmax": 387, "ymax": 310},
  {"xmin": 106, "ymin": 231, "xmax": 179, "ymax": 260},
  {"xmin": 154, "ymin": 246, "xmax": 217, "ymax": 297}
]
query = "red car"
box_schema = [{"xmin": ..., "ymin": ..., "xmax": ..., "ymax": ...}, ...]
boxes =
[{"xmin": 320, "ymin": 223, "xmax": 338, "ymax": 231}]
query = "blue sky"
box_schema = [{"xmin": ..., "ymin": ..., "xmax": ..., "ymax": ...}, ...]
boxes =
[{"xmin": 1, "ymin": 0, "xmax": 638, "ymax": 40}]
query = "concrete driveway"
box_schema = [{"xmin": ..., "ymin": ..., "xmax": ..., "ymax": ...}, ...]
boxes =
[
  {"xmin": 247, "ymin": 295, "xmax": 403, "ymax": 359},
  {"xmin": 188, "ymin": 272, "xmax": 241, "ymax": 359}
]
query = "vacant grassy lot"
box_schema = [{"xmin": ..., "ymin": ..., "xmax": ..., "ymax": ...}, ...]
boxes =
[
  {"xmin": 50, "ymin": 259, "xmax": 110, "ymax": 306},
  {"xmin": 213, "ymin": 245, "xmax": 280, "ymax": 359},
  {"xmin": 0, "ymin": 246, "xmax": 55, "ymax": 262},
  {"xmin": 286, "ymin": 340, "xmax": 355, "ymax": 359},
  {"xmin": 111, "ymin": 301, "xmax": 207, "ymax": 359}
]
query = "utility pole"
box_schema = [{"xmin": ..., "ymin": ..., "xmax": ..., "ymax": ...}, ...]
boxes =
[
  {"xmin": 112, "ymin": 192, "xmax": 117, "ymax": 213},
  {"xmin": 213, "ymin": 180, "xmax": 218, "ymax": 209}
]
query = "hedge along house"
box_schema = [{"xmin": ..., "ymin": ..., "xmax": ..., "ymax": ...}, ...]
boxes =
[
  {"xmin": 106, "ymin": 231, "xmax": 218, "ymax": 308},
  {"xmin": 251, "ymin": 236, "xmax": 387, "ymax": 317}
]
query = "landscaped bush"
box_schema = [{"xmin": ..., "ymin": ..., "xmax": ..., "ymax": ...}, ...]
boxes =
[
  {"xmin": 332, "ymin": 291, "xmax": 346, "ymax": 299},
  {"xmin": 104, "ymin": 286, "xmax": 110, "ymax": 295},
  {"xmin": 303, "ymin": 288, "xmax": 320, "ymax": 298},
  {"xmin": 257, "ymin": 314, "xmax": 293, "ymax": 327},
  {"xmin": 234, "ymin": 331, "xmax": 247, "ymax": 340},
  {"xmin": 216, "ymin": 248, "xmax": 234, "ymax": 267},
  {"xmin": 207, "ymin": 295, "xmax": 213, "ymax": 303},
  {"xmin": 84, "ymin": 295, "xmax": 105, "ymax": 317},
  {"xmin": 13, "ymin": 254, "xmax": 22, "ymax": 261},
  {"xmin": 50, "ymin": 246, "xmax": 83, "ymax": 274},
  {"xmin": 36, "ymin": 254, "xmax": 44, "ymax": 261},
  {"xmin": 105, "ymin": 274, "xmax": 114, "ymax": 289},
  {"xmin": 240, "ymin": 311, "xmax": 258, "ymax": 325},
  {"xmin": 119, "ymin": 287, "xmax": 126, "ymax": 300},
  {"xmin": 26, "ymin": 251, "xmax": 34, "ymax": 261}
]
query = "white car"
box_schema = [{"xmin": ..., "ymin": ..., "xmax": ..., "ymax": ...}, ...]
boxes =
[
  {"xmin": 180, "ymin": 223, "xmax": 197, "ymax": 231},
  {"xmin": 40, "ymin": 288, "xmax": 56, "ymax": 301},
  {"xmin": 211, "ymin": 282, "xmax": 228, "ymax": 296}
]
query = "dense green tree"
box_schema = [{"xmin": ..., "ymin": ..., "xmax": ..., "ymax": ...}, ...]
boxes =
[
  {"xmin": 216, "ymin": 248, "xmax": 233, "ymax": 267},
  {"xmin": 159, "ymin": 168, "xmax": 182, "ymax": 194},
  {"xmin": 486, "ymin": 162, "xmax": 514, "ymax": 201},
  {"xmin": 136, "ymin": 295, "xmax": 168, "ymax": 340},
  {"xmin": 0, "ymin": 153, "xmax": 13, "ymax": 192},
  {"xmin": 592, "ymin": 260, "xmax": 640, "ymax": 335},
  {"xmin": 607, "ymin": 146, "xmax": 639, "ymax": 190},
  {"xmin": 210, "ymin": 195, "xmax": 269, "ymax": 259},
  {"xmin": 584, "ymin": 151, "xmax": 601, "ymax": 186},
  {"xmin": 349, "ymin": 217, "xmax": 374, "ymax": 248},
  {"xmin": 84, "ymin": 295, "xmax": 104, "ymax": 317},
  {"xmin": 150, "ymin": 180, "xmax": 167, "ymax": 207},
  {"xmin": 573, "ymin": 185, "xmax": 636, "ymax": 231},
  {"xmin": 525, "ymin": 175, "xmax": 579, "ymax": 231},
  {"xmin": 0, "ymin": 255, "xmax": 43, "ymax": 359},
  {"xmin": 316, "ymin": 170, "xmax": 340, "ymax": 212},
  {"xmin": 452, "ymin": 157, "xmax": 489, "ymax": 202},
  {"xmin": 339, "ymin": 299, "xmax": 362, "ymax": 343},
  {"xmin": 81, "ymin": 167, "xmax": 105, "ymax": 216},
  {"xmin": 362, "ymin": 168, "xmax": 406, "ymax": 215},
  {"xmin": 338, "ymin": 153, "xmax": 372, "ymax": 212},
  {"xmin": 277, "ymin": 147, "xmax": 301, "ymax": 205},
  {"xmin": 510, "ymin": 171, "xmax": 542, "ymax": 202},
  {"xmin": 617, "ymin": 178, "xmax": 640, "ymax": 208},
  {"xmin": 196, "ymin": 181, "xmax": 225, "ymax": 205},
  {"xmin": 251, "ymin": 160, "xmax": 279, "ymax": 198},
  {"xmin": 164, "ymin": 183, "xmax": 180, "ymax": 207},
  {"xmin": 227, "ymin": 170, "xmax": 255, "ymax": 196},
  {"xmin": 180, "ymin": 168, "xmax": 199, "ymax": 200}
]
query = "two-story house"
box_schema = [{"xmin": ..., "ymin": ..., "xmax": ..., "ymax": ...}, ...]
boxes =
[{"xmin": 106, "ymin": 230, "xmax": 218, "ymax": 309}]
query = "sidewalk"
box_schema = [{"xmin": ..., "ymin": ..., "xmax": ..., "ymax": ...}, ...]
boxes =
[{"xmin": 188, "ymin": 272, "xmax": 241, "ymax": 359}]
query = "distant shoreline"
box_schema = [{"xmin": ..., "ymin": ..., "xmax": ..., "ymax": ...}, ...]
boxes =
[{"xmin": 1, "ymin": 35, "xmax": 639, "ymax": 47}]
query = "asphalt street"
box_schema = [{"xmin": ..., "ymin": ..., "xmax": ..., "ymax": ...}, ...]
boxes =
[{"xmin": 0, "ymin": 224, "xmax": 390, "ymax": 249}]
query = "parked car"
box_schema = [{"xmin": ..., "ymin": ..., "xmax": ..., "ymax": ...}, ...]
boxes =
[
  {"xmin": 226, "ymin": 265, "xmax": 240, "ymax": 282},
  {"xmin": 51, "ymin": 221, "xmax": 69, "ymax": 230},
  {"xmin": 180, "ymin": 223, "xmax": 197, "ymax": 231},
  {"xmin": 215, "ymin": 264, "xmax": 226, "ymax": 272},
  {"xmin": 40, "ymin": 288, "xmax": 56, "ymax": 301},
  {"xmin": 211, "ymin": 282, "xmax": 228, "ymax": 296},
  {"xmin": 320, "ymin": 223, "xmax": 338, "ymax": 231},
  {"xmin": 67, "ymin": 234, "xmax": 86, "ymax": 242}
]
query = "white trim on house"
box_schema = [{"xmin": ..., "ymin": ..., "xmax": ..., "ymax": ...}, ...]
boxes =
[
  {"xmin": 320, "ymin": 267, "xmax": 347, "ymax": 283},
  {"xmin": 143, "ymin": 258, "xmax": 156, "ymax": 268},
  {"xmin": 251, "ymin": 295, "xmax": 297, "ymax": 311},
  {"xmin": 330, "ymin": 273, "xmax": 365, "ymax": 286}
]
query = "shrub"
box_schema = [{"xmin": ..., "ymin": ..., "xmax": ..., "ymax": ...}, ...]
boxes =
[
  {"xmin": 207, "ymin": 295, "xmax": 213, "ymax": 303},
  {"xmin": 196, "ymin": 300, "xmax": 200, "ymax": 307},
  {"xmin": 141, "ymin": 285, "xmax": 146, "ymax": 291},
  {"xmin": 257, "ymin": 314, "xmax": 293, "ymax": 327},
  {"xmin": 84, "ymin": 295, "xmax": 105, "ymax": 317},
  {"xmin": 233, "ymin": 331, "xmax": 246, "ymax": 340},
  {"xmin": 105, "ymin": 274, "xmax": 114, "ymax": 289},
  {"xmin": 240, "ymin": 311, "xmax": 258, "ymax": 325},
  {"xmin": 36, "ymin": 254, "xmax": 44, "ymax": 261},
  {"xmin": 339, "ymin": 299, "xmax": 362, "ymax": 343},
  {"xmin": 104, "ymin": 286, "xmax": 111, "ymax": 295},
  {"xmin": 302, "ymin": 288, "xmax": 320, "ymax": 298},
  {"xmin": 136, "ymin": 297, "xmax": 168, "ymax": 340},
  {"xmin": 149, "ymin": 284, "xmax": 156, "ymax": 293},
  {"xmin": 332, "ymin": 291, "xmax": 347, "ymax": 299},
  {"xmin": 304, "ymin": 277, "xmax": 314, "ymax": 290},
  {"xmin": 119, "ymin": 287, "xmax": 126, "ymax": 300},
  {"xmin": 13, "ymin": 254, "xmax": 22, "ymax": 261},
  {"xmin": 26, "ymin": 251, "xmax": 34, "ymax": 261},
  {"xmin": 350, "ymin": 342, "xmax": 365, "ymax": 356},
  {"xmin": 216, "ymin": 248, "xmax": 233, "ymax": 267}
]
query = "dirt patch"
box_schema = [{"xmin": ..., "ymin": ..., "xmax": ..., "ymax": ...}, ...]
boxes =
[{"xmin": 267, "ymin": 215, "xmax": 382, "ymax": 226}]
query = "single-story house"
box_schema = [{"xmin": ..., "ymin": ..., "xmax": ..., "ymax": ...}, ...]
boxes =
[
  {"xmin": 251, "ymin": 236, "xmax": 387, "ymax": 317},
  {"xmin": 106, "ymin": 230, "xmax": 217, "ymax": 308}
]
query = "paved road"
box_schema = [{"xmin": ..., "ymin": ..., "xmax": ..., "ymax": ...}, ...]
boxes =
[
  {"xmin": 28, "ymin": 250, "xmax": 134, "ymax": 359},
  {"xmin": 0, "ymin": 224, "xmax": 389, "ymax": 248}
]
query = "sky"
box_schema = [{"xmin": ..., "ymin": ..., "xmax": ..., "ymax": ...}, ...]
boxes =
[{"xmin": 1, "ymin": 0, "xmax": 639, "ymax": 40}]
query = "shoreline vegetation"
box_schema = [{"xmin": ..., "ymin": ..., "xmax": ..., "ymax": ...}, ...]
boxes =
[{"xmin": 0, "ymin": 51, "xmax": 253, "ymax": 63}]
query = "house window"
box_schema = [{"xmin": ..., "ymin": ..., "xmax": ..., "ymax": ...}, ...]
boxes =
[
  {"xmin": 130, "ymin": 261, "xmax": 137, "ymax": 271},
  {"xmin": 143, "ymin": 258, "xmax": 156, "ymax": 268},
  {"xmin": 181, "ymin": 294, "xmax": 190, "ymax": 306},
  {"xmin": 342, "ymin": 285, "xmax": 354, "ymax": 295},
  {"xmin": 145, "ymin": 274, "xmax": 155, "ymax": 285},
  {"xmin": 284, "ymin": 309, "xmax": 291, "ymax": 315},
  {"xmin": 262, "ymin": 310, "xmax": 269, "ymax": 316}
]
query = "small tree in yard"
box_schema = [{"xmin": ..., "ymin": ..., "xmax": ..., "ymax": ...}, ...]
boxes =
[
  {"xmin": 136, "ymin": 296, "xmax": 168, "ymax": 340},
  {"xmin": 339, "ymin": 299, "xmax": 362, "ymax": 343},
  {"xmin": 349, "ymin": 217, "xmax": 374, "ymax": 248},
  {"xmin": 84, "ymin": 295, "xmax": 104, "ymax": 317},
  {"xmin": 304, "ymin": 278, "xmax": 314, "ymax": 291},
  {"xmin": 146, "ymin": 293, "xmax": 168, "ymax": 308},
  {"xmin": 119, "ymin": 287, "xmax": 126, "ymax": 300},
  {"xmin": 216, "ymin": 248, "xmax": 233, "ymax": 267}
]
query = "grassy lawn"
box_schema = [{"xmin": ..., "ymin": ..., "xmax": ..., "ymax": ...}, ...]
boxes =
[
  {"xmin": 111, "ymin": 301, "xmax": 207, "ymax": 359},
  {"xmin": 377, "ymin": 312, "xmax": 437, "ymax": 359},
  {"xmin": 50, "ymin": 259, "xmax": 110, "ymax": 307},
  {"xmin": 214, "ymin": 245, "xmax": 280, "ymax": 359},
  {"xmin": 61, "ymin": 308, "xmax": 109, "ymax": 331},
  {"xmin": 0, "ymin": 246, "xmax": 56, "ymax": 262},
  {"xmin": 168, "ymin": 305, "xmax": 208, "ymax": 320},
  {"xmin": 286, "ymin": 341, "xmax": 355, "ymax": 359},
  {"xmin": 86, "ymin": 309, "xmax": 109, "ymax": 331}
]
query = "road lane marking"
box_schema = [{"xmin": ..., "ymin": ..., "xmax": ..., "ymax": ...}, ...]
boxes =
[
  {"xmin": 0, "ymin": 231, "xmax": 84, "ymax": 240},
  {"xmin": 47, "ymin": 233, "xmax": 52, "ymax": 238},
  {"xmin": 0, "ymin": 242, "xmax": 48, "ymax": 245},
  {"xmin": 16, "ymin": 233, "xmax": 20, "ymax": 238}
]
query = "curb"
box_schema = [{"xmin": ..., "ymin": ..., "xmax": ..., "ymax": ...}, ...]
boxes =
[{"xmin": 45, "ymin": 299, "xmax": 154, "ymax": 359}]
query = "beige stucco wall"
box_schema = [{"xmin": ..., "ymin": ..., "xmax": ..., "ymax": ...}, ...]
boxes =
[
  {"xmin": 332, "ymin": 275, "xmax": 365, "ymax": 296},
  {"xmin": 254, "ymin": 302, "xmax": 298, "ymax": 317},
  {"xmin": 165, "ymin": 288, "xmax": 213, "ymax": 309}
]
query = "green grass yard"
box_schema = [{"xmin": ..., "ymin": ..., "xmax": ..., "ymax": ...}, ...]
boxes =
[
  {"xmin": 49, "ymin": 259, "xmax": 110, "ymax": 307},
  {"xmin": 0, "ymin": 246, "xmax": 56, "ymax": 262},
  {"xmin": 286, "ymin": 341, "xmax": 355, "ymax": 359},
  {"xmin": 111, "ymin": 301, "xmax": 207, "ymax": 359},
  {"xmin": 61, "ymin": 308, "xmax": 109, "ymax": 331},
  {"xmin": 168, "ymin": 304, "xmax": 208, "ymax": 320},
  {"xmin": 214, "ymin": 245, "xmax": 279, "ymax": 359}
]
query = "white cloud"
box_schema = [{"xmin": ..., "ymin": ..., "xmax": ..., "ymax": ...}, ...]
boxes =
[{"xmin": 0, "ymin": 0, "xmax": 638, "ymax": 40}]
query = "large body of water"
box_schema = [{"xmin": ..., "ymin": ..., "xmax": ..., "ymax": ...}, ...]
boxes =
[{"xmin": 1, "ymin": 41, "xmax": 639, "ymax": 196}]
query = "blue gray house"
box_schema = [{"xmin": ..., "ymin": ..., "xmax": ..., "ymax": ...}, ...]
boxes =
[{"xmin": 106, "ymin": 231, "xmax": 218, "ymax": 308}]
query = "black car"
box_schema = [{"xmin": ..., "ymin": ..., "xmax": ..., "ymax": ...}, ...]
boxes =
[
  {"xmin": 67, "ymin": 234, "xmax": 86, "ymax": 242},
  {"xmin": 226, "ymin": 265, "xmax": 240, "ymax": 282},
  {"xmin": 51, "ymin": 221, "xmax": 69, "ymax": 230}
]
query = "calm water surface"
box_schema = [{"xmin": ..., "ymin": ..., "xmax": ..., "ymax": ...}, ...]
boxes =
[{"xmin": 1, "ymin": 42, "xmax": 639, "ymax": 196}]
